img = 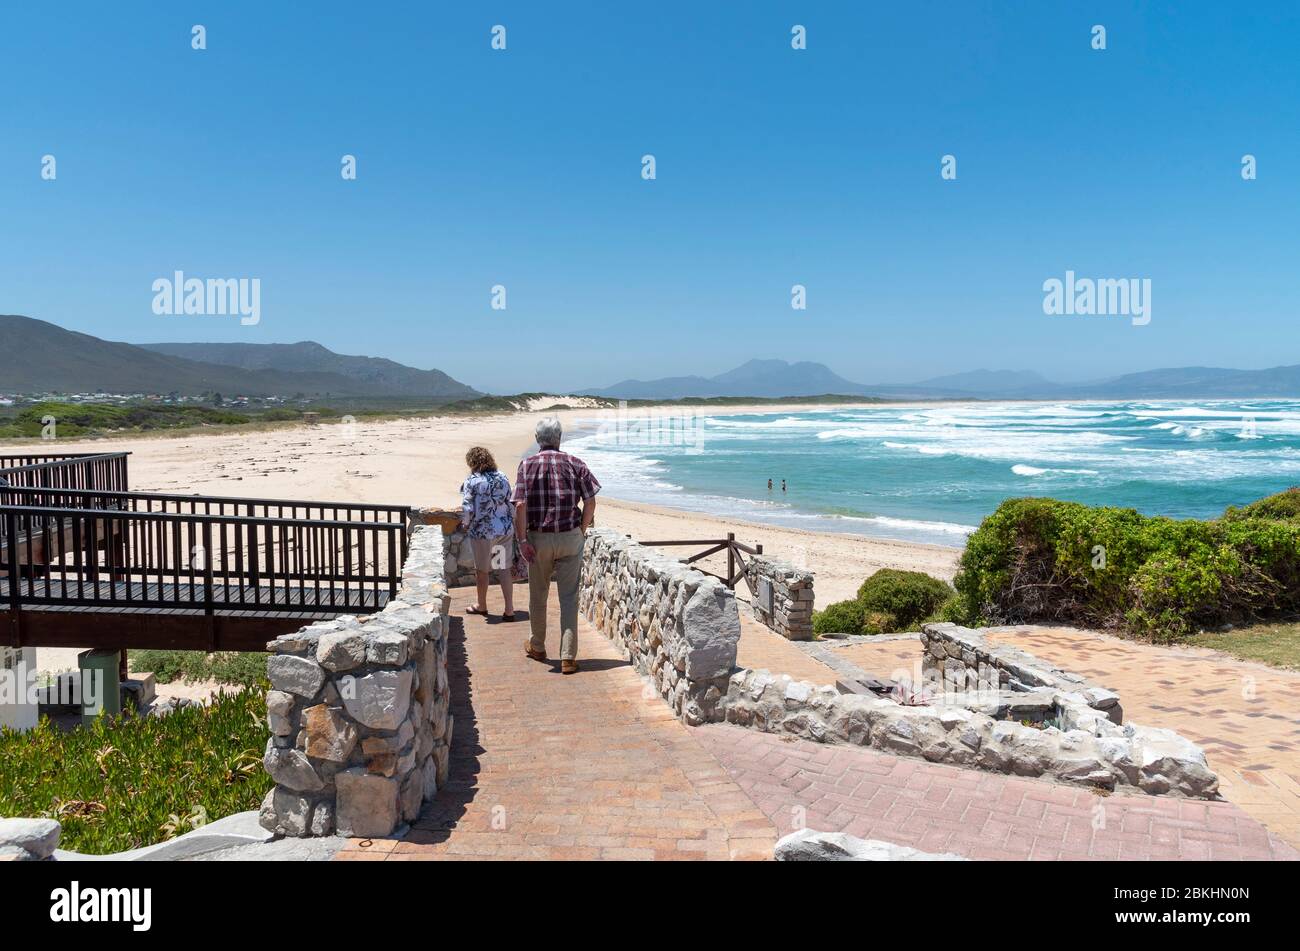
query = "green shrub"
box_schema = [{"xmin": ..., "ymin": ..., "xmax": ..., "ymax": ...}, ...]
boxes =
[
  {"xmin": 952, "ymin": 495, "xmax": 1300, "ymax": 641},
  {"xmin": 0, "ymin": 687, "xmax": 271, "ymax": 854},
  {"xmin": 129, "ymin": 650, "xmax": 269, "ymax": 687},
  {"xmin": 859, "ymin": 609, "xmax": 898, "ymax": 635},
  {"xmin": 812, "ymin": 599, "xmax": 865, "ymax": 635},
  {"xmin": 855, "ymin": 569, "xmax": 954, "ymax": 630},
  {"xmin": 1225, "ymin": 486, "xmax": 1300, "ymax": 522},
  {"xmin": 931, "ymin": 593, "xmax": 972, "ymax": 624}
]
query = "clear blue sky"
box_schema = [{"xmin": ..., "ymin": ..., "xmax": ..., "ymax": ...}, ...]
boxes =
[{"xmin": 2, "ymin": 2, "xmax": 1297, "ymax": 394}]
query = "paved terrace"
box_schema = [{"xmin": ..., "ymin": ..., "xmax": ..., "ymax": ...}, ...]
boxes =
[{"xmin": 337, "ymin": 587, "xmax": 1298, "ymax": 861}]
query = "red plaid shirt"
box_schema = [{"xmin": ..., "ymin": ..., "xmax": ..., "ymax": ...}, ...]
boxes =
[{"xmin": 513, "ymin": 449, "xmax": 601, "ymax": 533}]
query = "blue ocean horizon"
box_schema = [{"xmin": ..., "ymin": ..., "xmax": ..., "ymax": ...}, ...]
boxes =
[{"xmin": 566, "ymin": 400, "xmax": 1300, "ymax": 548}]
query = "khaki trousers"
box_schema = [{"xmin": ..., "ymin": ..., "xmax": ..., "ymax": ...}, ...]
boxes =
[{"xmin": 526, "ymin": 529, "xmax": 585, "ymax": 661}]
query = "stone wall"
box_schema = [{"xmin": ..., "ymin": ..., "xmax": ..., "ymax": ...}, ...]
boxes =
[
  {"xmin": 578, "ymin": 528, "xmax": 740, "ymax": 725},
  {"xmin": 744, "ymin": 557, "xmax": 815, "ymax": 640},
  {"xmin": 413, "ymin": 508, "xmax": 477, "ymax": 587},
  {"xmin": 722, "ymin": 667, "xmax": 1218, "ymax": 798},
  {"xmin": 259, "ymin": 524, "xmax": 453, "ymax": 838},
  {"xmin": 920, "ymin": 623, "xmax": 1123, "ymax": 723}
]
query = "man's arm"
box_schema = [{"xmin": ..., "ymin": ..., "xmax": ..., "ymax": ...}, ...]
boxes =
[
  {"xmin": 515, "ymin": 500, "xmax": 528, "ymax": 542},
  {"xmin": 580, "ymin": 496, "xmax": 596, "ymax": 533}
]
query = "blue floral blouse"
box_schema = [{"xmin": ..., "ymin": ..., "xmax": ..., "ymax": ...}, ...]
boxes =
[{"xmin": 460, "ymin": 469, "xmax": 514, "ymax": 539}]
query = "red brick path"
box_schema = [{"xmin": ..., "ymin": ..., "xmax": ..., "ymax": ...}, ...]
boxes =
[
  {"xmin": 693, "ymin": 724, "xmax": 1300, "ymax": 861},
  {"xmin": 337, "ymin": 586, "xmax": 775, "ymax": 861},
  {"xmin": 338, "ymin": 585, "xmax": 1298, "ymax": 862}
]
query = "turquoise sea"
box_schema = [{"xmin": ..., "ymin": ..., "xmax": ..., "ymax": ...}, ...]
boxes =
[{"xmin": 566, "ymin": 400, "xmax": 1300, "ymax": 547}]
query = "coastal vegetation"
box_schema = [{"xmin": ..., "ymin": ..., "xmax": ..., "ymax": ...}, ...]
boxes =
[
  {"xmin": 0, "ymin": 687, "xmax": 271, "ymax": 854},
  {"xmin": 951, "ymin": 488, "xmax": 1300, "ymax": 642},
  {"xmin": 0, "ymin": 400, "xmax": 305, "ymax": 438},
  {"xmin": 129, "ymin": 649, "xmax": 269, "ymax": 687},
  {"xmin": 813, "ymin": 568, "xmax": 955, "ymax": 636}
]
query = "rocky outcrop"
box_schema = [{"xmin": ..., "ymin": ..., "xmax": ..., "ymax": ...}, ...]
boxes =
[
  {"xmin": 259, "ymin": 524, "xmax": 453, "ymax": 839},
  {"xmin": 579, "ymin": 528, "xmax": 740, "ymax": 725}
]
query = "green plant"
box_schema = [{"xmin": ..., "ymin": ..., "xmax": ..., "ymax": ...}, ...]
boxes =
[
  {"xmin": 129, "ymin": 650, "xmax": 269, "ymax": 687},
  {"xmin": 855, "ymin": 569, "xmax": 954, "ymax": 631},
  {"xmin": 0, "ymin": 687, "xmax": 272, "ymax": 854},
  {"xmin": 812, "ymin": 599, "xmax": 866, "ymax": 636},
  {"xmin": 1224, "ymin": 486, "xmax": 1300, "ymax": 522},
  {"xmin": 952, "ymin": 492, "xmax": 1300, "ymax": 641},
  {"xmin": 859, "ymin": 609, "xmax": 898, "ymax": 635}
]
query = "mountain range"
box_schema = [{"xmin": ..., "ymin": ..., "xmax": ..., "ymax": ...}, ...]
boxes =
[
  {"xmin": 4, "ymin": 315, "xmax": 1300, "ymax": 402},
  {"xmin": 584, "ymin": 359, "xmax": 1300, "ymax": 400},
  {"xmin": 0, "ymin": 315, "xmax": 478, "ymax": 400}
]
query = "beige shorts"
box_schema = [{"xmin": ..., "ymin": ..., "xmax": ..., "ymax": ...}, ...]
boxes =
[{"xmin": 470, "ymin": 535, "xmax": 512, "ymax": 574}]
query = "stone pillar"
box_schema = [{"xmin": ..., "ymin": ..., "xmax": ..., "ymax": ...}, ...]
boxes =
[
  {"xmin": 412, "ymin": 507, "xmax": 477, "ymax": 587},
  {"xmin": 259, "ymin": 525, "xmax": 454, "ymax": 838},
  {"xmin": 745, "ymin": 557, "xmax": 815, "ymax": 641}
]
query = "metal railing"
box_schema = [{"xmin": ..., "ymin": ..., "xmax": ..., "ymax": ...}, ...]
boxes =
[
  {"xmin": 635, "ymin": 532, "xmax": 763, "ymax": 591},
  {"xmin": 0, "ymin": 452, "xmax": 130, "ymax": 493},
  {"xmin": 2, "ymin": 503, "xmax": 406, "ymax": 632},
  {"xmin": 0, "ymin": 453, "xmax": 133, "ymax": 550}
]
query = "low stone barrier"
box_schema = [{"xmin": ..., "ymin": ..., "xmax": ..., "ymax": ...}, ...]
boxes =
[
  {"xmin": 744, "ymin": 556, "xmax": 815, "ymax": 641},
  {"xmin": 578, "ymin": 528, "xmax": 740, "ymax": 725},
  {"xmin": 722, "ymin": 621, "xmax": 1219, "ymax": 799},
  {"xmin": 259, "ymin": 524, "xmax": 453, "ymax": 838},
  {"xmin": 723, "ymin": 667, "xmax": 1218, "ymax": 798},
  {"xmin": 921, "ymin": 623, "xmax": 1124, "ymax": 723}
]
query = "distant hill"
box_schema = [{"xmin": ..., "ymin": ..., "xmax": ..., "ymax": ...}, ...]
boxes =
[
  {"xmin": 586, "ymin": 359, "xmax": 873, "ymax": 399},
  {"xmin": 140, "ymin": 341, "xmax": 476, "ymax": 400},
  {"xmin": 0, "ymin": 315, "xmax": 478, "ymax": 400},
  {"xmin": 912, "ymin": 369, "xmax": 1053, "ymax": 394},
  {"xmin": 585, "ymin": 359, "xmax": 1300, "ymax": 400}
]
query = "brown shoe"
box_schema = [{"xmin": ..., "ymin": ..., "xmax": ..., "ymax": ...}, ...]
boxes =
[
  {"xmin": 561, "ymin": 660, "xmax": 579, "ymax": 675},
  {"xmin": 525, "ymin": 640, "xmax": 546, "ymax": 662}
]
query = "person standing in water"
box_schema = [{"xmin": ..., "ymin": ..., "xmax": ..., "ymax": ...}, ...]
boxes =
[{"xmin": 767, "ymin": 478, "xmax": 773, "ymax": 491}]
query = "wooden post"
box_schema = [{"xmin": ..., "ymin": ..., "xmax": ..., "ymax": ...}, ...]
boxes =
[{"xmin": 727, "ymin": 532, "xmax": 735, "ymax": 590}]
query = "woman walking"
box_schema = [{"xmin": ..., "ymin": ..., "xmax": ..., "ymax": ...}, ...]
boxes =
[{"xmin": 460, "ymin": 446, "xmax": 517, "ymax": 619}]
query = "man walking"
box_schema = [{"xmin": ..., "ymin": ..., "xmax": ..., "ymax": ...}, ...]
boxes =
[{"xmin": 513, "ymin": 417, "xmax": 601, "ymax": 674}]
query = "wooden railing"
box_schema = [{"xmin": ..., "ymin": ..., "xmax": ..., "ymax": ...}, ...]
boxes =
[
  {"xmin": 2, "ymin": 503, "xmax": 407, "ymax": 639},
  {"xmin": 635, "ymin": 532, "xmax": 763, "ymax": 592}
]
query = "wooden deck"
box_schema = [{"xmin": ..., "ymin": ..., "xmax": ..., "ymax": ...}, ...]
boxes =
[
  {"xmin": 2, "ymin": 455, "xmax": 411, "ymax": 654},
  {"xmin": 0, "ymin": 578, "xmax": 393, "ymax": 651}
]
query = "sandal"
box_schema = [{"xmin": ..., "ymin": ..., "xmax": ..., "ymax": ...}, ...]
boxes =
[
  {"xmin": 501, "ymin": 613, "xmax": 517, "ymax": 621},
  {"xmin": 465, "ymin": 605, "xmax": 490, "ymax": 617}
]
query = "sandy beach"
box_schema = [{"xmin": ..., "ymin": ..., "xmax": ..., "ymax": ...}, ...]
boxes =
[{"xmin": 6, "ymin": 401, "xmax": 962, "ymax": 608}]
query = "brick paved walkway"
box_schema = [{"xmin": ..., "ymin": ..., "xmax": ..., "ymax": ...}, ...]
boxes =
[
  {"xmin": 337, "ymin": 587, "xmax": 1298, "ymax": 862},
  {"xmin": 694, "ymin": 724, "xmax": 1299, "ymax": 861},
  {"xmin": 337, "ymin": 586, "xmax": 775, "ymax": 861}
]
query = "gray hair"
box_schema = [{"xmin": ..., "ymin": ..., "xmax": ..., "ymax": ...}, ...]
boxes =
[{"xmin": 535, "ymin": 416, "xmax": 562, "ymax": 448}]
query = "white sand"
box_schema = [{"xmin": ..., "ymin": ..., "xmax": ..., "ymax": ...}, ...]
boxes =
[{"xmin": 7, "ymin": 402, "xmax": 962, "ymax": 607}]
